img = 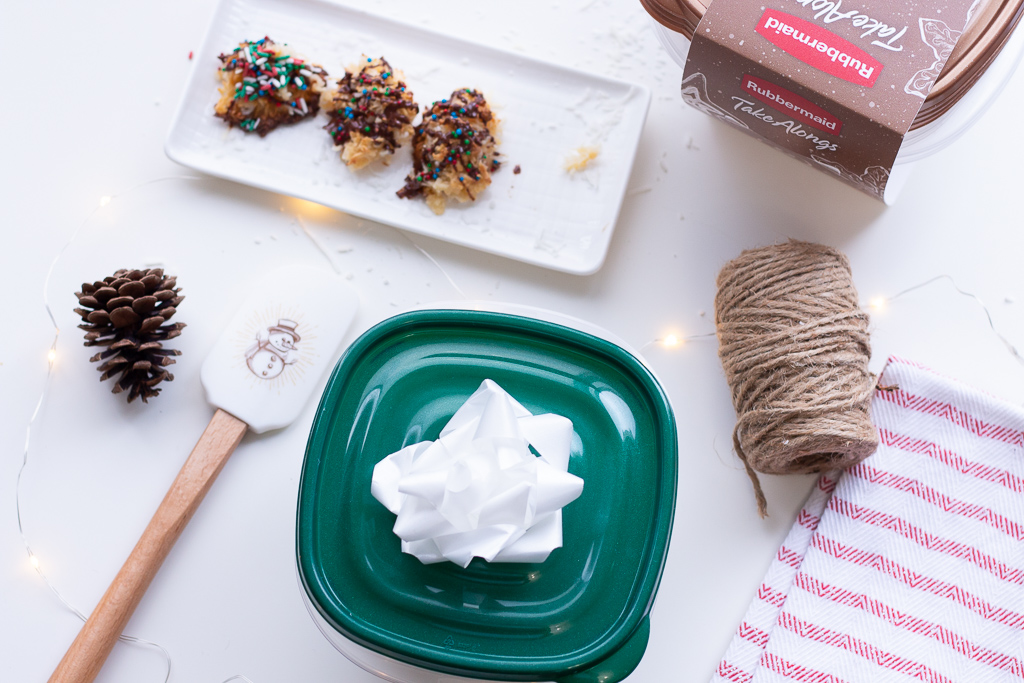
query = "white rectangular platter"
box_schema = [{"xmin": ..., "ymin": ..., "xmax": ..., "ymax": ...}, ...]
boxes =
[{"xmin": 165, "ymin": 0, "xmax": 650, "ymax": 275}]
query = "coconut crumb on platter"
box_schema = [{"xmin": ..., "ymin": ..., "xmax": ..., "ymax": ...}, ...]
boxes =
[{"xmin": 564, "ymin": 145, "xmax": 600, "ymax": 173}]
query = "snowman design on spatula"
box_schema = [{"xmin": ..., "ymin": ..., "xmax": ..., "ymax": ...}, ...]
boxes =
[{"xmin": 245, "ymin": 318, "xmax": 301, "ymax": 380}]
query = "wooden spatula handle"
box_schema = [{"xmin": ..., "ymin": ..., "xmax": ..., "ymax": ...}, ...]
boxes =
[{"xmin": 49, "ymin": 409, "xmax": 248, "ymax": 683}]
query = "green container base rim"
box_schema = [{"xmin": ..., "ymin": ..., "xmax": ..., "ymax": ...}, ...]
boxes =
[{"xmin": 296, "ymin": 310, "xmax": 678, "ymax": 682}]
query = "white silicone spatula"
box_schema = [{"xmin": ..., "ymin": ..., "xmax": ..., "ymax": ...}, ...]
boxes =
[{"xmin": 49, "ymin": 264, "xmax": 357, "ymax": 683}]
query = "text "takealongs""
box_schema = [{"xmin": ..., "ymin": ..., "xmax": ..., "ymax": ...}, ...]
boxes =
[{"xmin": 783, "ymin": 0, "xmax": 908, "ymax": 52}]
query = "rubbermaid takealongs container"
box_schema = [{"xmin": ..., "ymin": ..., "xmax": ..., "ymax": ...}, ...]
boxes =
[
  {"xmin": 297, "ymin": 309, "xmax": 678, "ymax": 683},
  {"xmin": 642, "ymin": 0, "xmax": 1024, "ymax": 124},
  {"xmin": 642, "ymin": 0, "xmax": 1024, "ymax": 201}
]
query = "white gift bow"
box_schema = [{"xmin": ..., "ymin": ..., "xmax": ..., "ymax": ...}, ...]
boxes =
[{"xmin": 372, "ymin": 379, "xmax": 584, "ymax": 568}]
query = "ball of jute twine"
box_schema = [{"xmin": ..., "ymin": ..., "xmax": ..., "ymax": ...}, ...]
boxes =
[{"xmin": 715, "ymin": 241, "xmax": 878, "ymax": 518}]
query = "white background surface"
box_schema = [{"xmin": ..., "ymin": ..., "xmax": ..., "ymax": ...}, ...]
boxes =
[{"xmin": 3, "ymin": 0, "xmax": 1023, "ymax": 682}]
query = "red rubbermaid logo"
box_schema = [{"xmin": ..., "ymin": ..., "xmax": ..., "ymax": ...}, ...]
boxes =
[
  {"xmin": 756, "ymin": 9, "xmax": 882, "ymax": 87},
  {"xmin": 742, "ymin": 74, "xmax": 843, "ymax": 134}
]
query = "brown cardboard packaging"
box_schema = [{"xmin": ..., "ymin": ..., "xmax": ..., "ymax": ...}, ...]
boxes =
[{"xmin": 682, "ymin": 0, "xmax": 977, "ymax": 198}]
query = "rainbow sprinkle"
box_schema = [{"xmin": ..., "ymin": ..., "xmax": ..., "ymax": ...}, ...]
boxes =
[{"xmin": 218, "ymin": 37, "xmax": 325, "ymax": 109}]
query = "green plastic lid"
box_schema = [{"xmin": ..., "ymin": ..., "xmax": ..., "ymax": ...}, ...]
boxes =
[{"xmin": 297, "ymin": 310, "xmax": 677, "ymax": 682}]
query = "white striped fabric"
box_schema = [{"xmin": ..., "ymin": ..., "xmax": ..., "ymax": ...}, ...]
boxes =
[{"xmin": 711, "ymin": 357, "xmax": 1024, "ymax": 683}]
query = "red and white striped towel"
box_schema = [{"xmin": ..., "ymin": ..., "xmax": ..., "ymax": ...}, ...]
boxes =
[{"xmin": 712, "ymin": 356, "xmax": 1024, "ymax": 683}]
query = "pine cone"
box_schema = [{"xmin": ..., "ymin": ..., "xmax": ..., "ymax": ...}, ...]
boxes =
[{"xmin": 75, "ymin": 268, "xmax": 186, "ymax": 403}]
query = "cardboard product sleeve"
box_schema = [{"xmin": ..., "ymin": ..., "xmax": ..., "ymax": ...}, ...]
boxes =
[{"xmin": 682, "ymin": 0, "xmax": 977, "ymax": 199}]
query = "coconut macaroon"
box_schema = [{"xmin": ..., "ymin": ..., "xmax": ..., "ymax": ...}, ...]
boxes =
[
  {"xmin": 214, "ymin": 37, "xmax": 327, "ymax": 136},
  {"xmin": 320, "ymin": 56, "xmax": 418, "ymax": 170},
  {"xmin": 397, "ymin": 88, "xmax": 500, "ymax": 215}
]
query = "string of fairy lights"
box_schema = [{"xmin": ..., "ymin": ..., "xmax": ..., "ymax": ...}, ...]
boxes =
[
  {"xmin": 17, "ymin": 178, "xmax": 203, "ymax": 683},
  {"xmin": 639, "ymin": 276, "xmax": 1024, "ymax": 364},
  {"xmin": 15, "ymin": 180, "xmax": 1024, "ymax": 682},
  {"xmin": 17, "ymin": 178, "xmax": 474, "ymax": 683}
]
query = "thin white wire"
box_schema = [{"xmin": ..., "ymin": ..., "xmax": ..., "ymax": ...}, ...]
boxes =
[
  {"xmin": 295, "ymin": 209, "xmax": 470, "ymax": 300},
  {"xmin": 294, "ymin": 216, "xmax": 341, "ymax": 275},
  {"xmin": 638, "ymin": 331, "xmax": 716, "ymax": 352},
  {"xmin": 883, "ymin": 274, "xmax": 1024, "ymax": 367},
  {"xmin": 402, "ymin": 238, "xmax": 470, "ymax": 300}
]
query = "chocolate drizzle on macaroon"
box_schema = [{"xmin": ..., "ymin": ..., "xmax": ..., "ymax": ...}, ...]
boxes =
[
  {"xmin": 214, "ymin": 37, "xmax": 327, "ymax": 136},
  {"xmin": 321, "ymin": 56, "xmax": 419, "ymax": 170},
  {"xmin": 398, "ymin": 88, "xmax": 500, "ymax": 215}
]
